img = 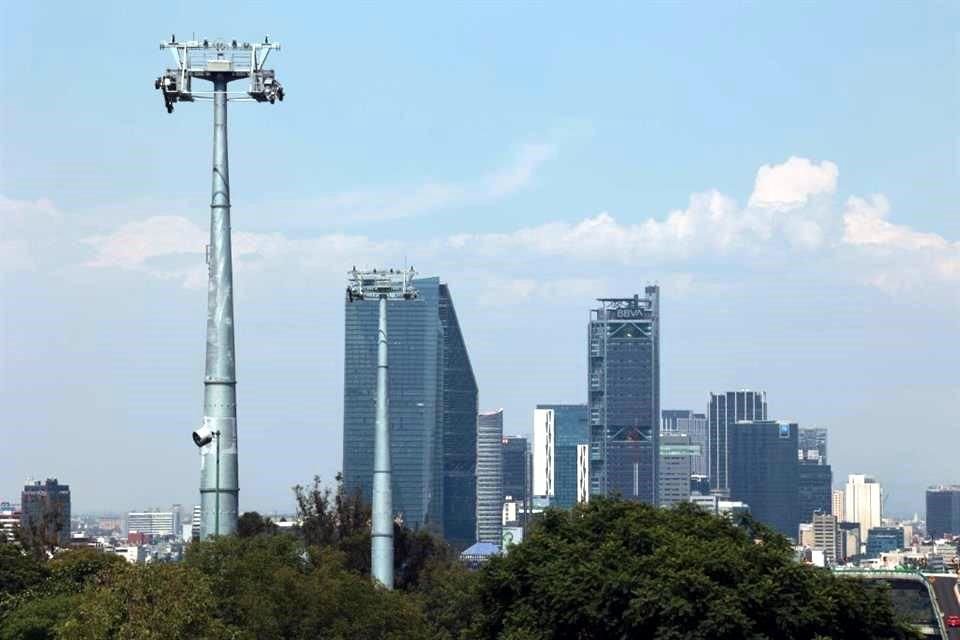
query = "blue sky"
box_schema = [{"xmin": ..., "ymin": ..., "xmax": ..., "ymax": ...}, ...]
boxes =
[{"xmin": 1, "ymin": 2, "xmax": 957, "ymax": 517}]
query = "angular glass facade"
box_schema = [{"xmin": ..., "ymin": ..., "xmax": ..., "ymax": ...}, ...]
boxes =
[
  {"xmin": 588, "ymin": 288, "xmax": 660, "ymax": 505},
  {"xmin": 342, "ymin": 277, "xmax": 477, "ymax": 543},
  {"xmin": 439, "ymin": 284, "xmax": 479, "ymax": 547},
  {"xmin": 708, "ymin": 390, "xmax": 767, "ymax": 492},
  {"xmin": 728, "ymin": 420, "xmax": 799, "ymax": 538}
]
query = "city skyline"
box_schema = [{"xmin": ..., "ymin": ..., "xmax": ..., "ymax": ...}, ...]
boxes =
[{"xmin": 2, "ymin": 3, "xmax": 958, "ymax": 517}]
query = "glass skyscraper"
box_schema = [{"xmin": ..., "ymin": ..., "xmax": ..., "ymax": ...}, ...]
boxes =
[
  {"xmin": 501, "ymin": 435, "xmax": 530, "ymax": 526},
  {"xmin": 926, "ymin": 485, "xmax": 960, "ymax": 538},
  {"xmin": 708, "ymin": 390, "xmax": 767, "ymax": 493},
  {"xmin": 728, "ymin": 420, "xmax": 800, "ymax": 538},
  {"xmin": 587, "ymin": 288, "xmax": 660, "ymax": 504},
  {"xmin": 342, "ymin": 277, "xmax": 477, "ymax": 545},
  {"xmin": 476, "ymin": 410, "xmax": 503, "ymax": 545}
]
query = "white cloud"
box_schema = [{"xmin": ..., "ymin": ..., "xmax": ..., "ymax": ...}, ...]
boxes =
[
  {"xmin": 748, "ymin": 156, "xmax": 838, "ymax": 210},
  {"xmin": 12, "ymin": 155, "xmax": 958, "ymax": 301},
  {"xmin": 486, "ymin": 143, "xmax": 555, "ymax": 197},
  {"xmin": 290, "ymin": 142, "xmax": 554, "ymax": 224},
  {"xmin": 0, "ymin": 196, "xmax": 63, "ymax": 271},
  {"xmin": 81, "ymin": 215, "xmax": 395, "ymax": 289},
  {"xmin": 840, "ymin": 194, "xmax": 960, "ymax": 293}
]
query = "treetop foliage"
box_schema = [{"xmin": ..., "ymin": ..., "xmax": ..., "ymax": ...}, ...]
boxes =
[{"xmin": 0, "ymin": 483, "xmax": 922, "ymax": 640}]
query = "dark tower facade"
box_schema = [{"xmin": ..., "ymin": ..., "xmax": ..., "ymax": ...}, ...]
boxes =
[
  {"xmin": 728, "ymin": 420, "xmax": 800, "ymax": 538},
  {"xmin": 708, "ymin": 390, "xmax": 767, "ymax": 493},
  {"xmin": 343, "ymin": 277, "xmax": 477, "ymax": 545},
  {"xmin": 587, "ymin": 287, "xmax": 660, "ymax": 504}
]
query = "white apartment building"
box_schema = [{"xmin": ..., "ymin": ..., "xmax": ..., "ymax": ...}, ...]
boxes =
[{"xmin": 844, "ymin": 475, "xmax": 882, "ymax": 542}]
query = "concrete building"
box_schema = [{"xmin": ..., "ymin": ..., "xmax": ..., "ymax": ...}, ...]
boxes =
[
  {"xmin": 925, "ymin": 485, "xmax": 960, "ymax": 538},
  {"xmin": 661, "ymin": 410, "xmax": 708, "ymax": 476},
  {"xmin": 844, "ymin": 474, "xmax": 882, "ymax": 542},
  {"xmin": 708, "ymin": 390, "xmax": 767, "ymax": 492},
  {"xmin": 21, "ymin": 478, "xmax": 71, "ymax": 547},
  {"xmin": 658, "ymin": 434, "xmax": 700, "ymax": 507},
  {"xmin": 812, "ymin": 512, "xmax": 839, "ymax": 566},
  {"xmin": 343, "ymin": 277, "xmax": 478, "ymax": 546},
  {"xmin": 533, "ymin": 404, "xmax": 589, "ymax": 508},
  {"xmin": 689, "ymin": 494, "xmax": 750, "ymax": 519},
  {"xmin": 476, "ymin": 410, "xmax": 503, "ymax": 546},
  {"xmin": 588, "ymin": 290, "xmax": 660, "ymax": 505},
  {"xmin": 0, "ymin": 502, "xmax": 20, "ymax": 542},
  {"xmin": 838, "ymin": 521, "xmax": 861, "ymax": 562},
  {"xmin": 126, "ymin": 510, "xmax": 177, "ymax": 537},
  {"xmin": 728, "ymin": 420, "xmax": 799, "ymax": 539},
  {"xmin": 831, "ymin": 489, "xmax": 844, "ymax": 521},
  {"xmin": 190, "ymin": 505, "xmax": 201, "ymax": 541}
]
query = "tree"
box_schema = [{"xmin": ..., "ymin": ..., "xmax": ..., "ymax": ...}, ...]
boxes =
[
  {"xmin": 236, "ymin": 511, "xmax": 278, "ymax": 538},
  {"xmin": 293, "ymin": 473, "xmax": 454, "ymax": 588},
  {"xmin": 184, "ymin": 534, "xmax": 429, "ymax": 639},
  {"xmin": 57, "ymin": 564, "xmax": 233, "ymax": 640},
  {"xmin": 457, "ymin": 499, "xmax": 917, "ymax": 640},
  {"xmin": 0, "ymin": 548, "xmax": 124, "ymax": 640},
  {"xmin": 0, "ymin": 540, "xmax": 47, "ymax": 598}
]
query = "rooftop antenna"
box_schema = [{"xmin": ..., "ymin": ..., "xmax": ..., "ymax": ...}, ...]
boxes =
[
  {"xmin": 346, "ymin": 268, "xmax": 419, "ymax": 589},
  {"xmin": 157, "ymin": 36, "xmax": 285, "ymax": 539}
]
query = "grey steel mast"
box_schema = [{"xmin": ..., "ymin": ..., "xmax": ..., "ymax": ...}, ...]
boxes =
[
  {"xmin": 156, "ymin": 36, "xmax": 284, "ymax": 538},
  {"xmin": 346, "ymin": 267, "xmax": 418, "ymax": 589}
]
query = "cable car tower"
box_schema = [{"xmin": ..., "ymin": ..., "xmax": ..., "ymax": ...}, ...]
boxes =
[{"xmin": 156, "ymin": 36, "xmax": 284, "ymax": 538}]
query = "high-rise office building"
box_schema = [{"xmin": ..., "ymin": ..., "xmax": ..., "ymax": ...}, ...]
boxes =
[
  {"xmin": 658, "ymin": 434, "xmax": 700, "ymax": 507},
  {"xmin": 926, "ymin": 485, "xmax": 960, "ymax": 538},
  {"xmin": 831, "ymin": 489, "xmax": 844, "ymax": 520},
  {"xmin": 501, "ymin": 436, "xmax": 530, "ymax": 525},
  {"xmin": 588, "ymin": 289, "xmax": 660, "ymax": 504},
  {"xmin": 661, "ymin": 410, "xmax": 708, "ymax": 477},
  {"xmin": 20, "ymin": 478, "xmax": 70, "ymax": 547},
  {"xmin": 812, "ymin": 512, "xmax": 839, "ymax": 566},
  {"xmin": 343, "ymin": 277, "xmax": 478, "ymax": 545},
  {"xmin": 708, "ymin": 390, "xmax": 767, "ymax": 492},
  {"xmin": 190, "ymin": 505, "xmax": 201, "ymax": 541},
  {"xmin": 844, "ymin": 475, "xmax": 882, "ymax": 542},
  {"xmin": 798, "ymin": 463, "xmax": 832, "ymax": 524},
  {"xmin": 533, "ymin": 404, "xmax": 589, "ymax": 508},
  {"xmin": 728, "ymin": 421, "xmax": 799, "ymax": 538},
  {"xmin": 476, "ymin": 410, "xmax": 503, "ymax": 545},
  {"xmin": 798, "ymin": 427, "xmax": 828, "ymax": 464}
]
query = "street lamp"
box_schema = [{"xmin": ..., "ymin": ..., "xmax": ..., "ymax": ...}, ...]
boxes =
[
  {"xmin": 157, "ymin": 36, "xmax": 285, "ymax": 539},
  {"xmin": 346, "ymin": 267, "xmax": 419, "ymax": 589}
]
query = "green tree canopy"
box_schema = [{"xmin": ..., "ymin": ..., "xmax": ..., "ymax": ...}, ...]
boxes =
[{"xmin": 459, "ymin": 499, "xmax": 916, "ymax": 640}]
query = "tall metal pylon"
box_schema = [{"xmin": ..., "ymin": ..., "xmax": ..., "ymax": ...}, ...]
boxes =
[
  {"xmin": 346, "ymin": 267, "xmax": 418, "ymax": 588},
  {"xmin": 156, "ymin": 36, "xmax": 284, "ymax": 538}
]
